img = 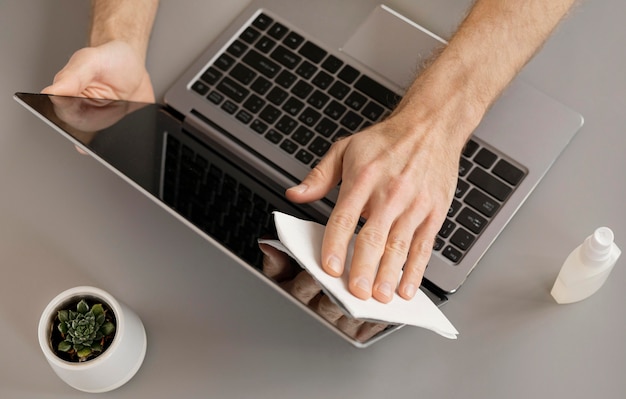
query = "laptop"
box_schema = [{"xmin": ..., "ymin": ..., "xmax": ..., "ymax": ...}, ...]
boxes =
[{"xmin": 15, "ymin": 2, "xmax": 584, "ymax": 347}]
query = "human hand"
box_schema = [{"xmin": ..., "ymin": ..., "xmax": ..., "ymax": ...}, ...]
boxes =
[
  {"xmin": 42, "ymin": 40, "xmax": 154, "ymax": 103},
  {"xmin": 259, "ymin": 243, "xmax": 388, "ymax": 342},
  {"xmin": 286, "ymin": 109, "xmax": 465, "ymax": 304}
]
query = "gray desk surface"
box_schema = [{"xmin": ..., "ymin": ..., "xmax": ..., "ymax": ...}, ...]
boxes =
[{"xmin": 1, "ymin": 1, "xmax": 625, "ymax": 398}]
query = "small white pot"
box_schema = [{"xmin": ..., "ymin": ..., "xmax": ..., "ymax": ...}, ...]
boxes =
[{"xmin": 38, "ymin": 286, "xmax": 147, "ymax": 393}]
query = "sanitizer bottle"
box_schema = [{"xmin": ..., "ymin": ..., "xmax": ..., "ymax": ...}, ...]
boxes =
[{"xmin": 551, "ymin": 227, "xmax": 621, "ymax": 304}]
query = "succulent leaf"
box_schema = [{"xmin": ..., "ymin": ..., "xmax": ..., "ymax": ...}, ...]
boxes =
[
  {"xmin": 100, "ymin": 321, "xmax": 115, "ymax": 336},
  {"xmin": 58, "ymin": 341, "xmax": 72, "ymax": 352}
]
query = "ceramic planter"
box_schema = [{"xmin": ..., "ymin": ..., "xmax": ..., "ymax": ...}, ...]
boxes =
[{"xmin": 38, "ymin": 286, "xmax": 147, "ymax": 393}]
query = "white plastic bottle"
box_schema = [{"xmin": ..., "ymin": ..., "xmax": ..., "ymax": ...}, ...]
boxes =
[{"xmin": 551, "ymin": 227, "xmax": 621, "ymax": 304}]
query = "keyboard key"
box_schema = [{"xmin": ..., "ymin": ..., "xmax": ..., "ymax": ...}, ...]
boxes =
[
  {"xmin": 361, "ymin": 101, "xmax": 384, "ymax": 121},
  {"xmin": 456, "ymin": 207, "xmax": 487, "ymax": 234},
  {"xmin": 467, "ymin": 168, "xmax": 512, "ymax": 201},
  {"xmin": 345, "ymin": 91, "xmax": 367, "ymax": 110},
  {"xmin": 322, "ymin": 55, "xmax": 343, "ymax": 73},
  {"xmin": 240, "ymin": 27, "xmax": 261, "ymax": 44},
  {"xmin": 292, "ymin": 126, "xmax": 314, "ymax": 145},
  {"xmin": 328, "ymin": 80, "xmax": 350, "ymax": 100},
  {"xmin": 312, "ymin": 71, "xmax": 334, "ymax": 89},
  {"xmin": 295, "ymin": 149, "xmax": 314, "ymax": 164},
  {"xmin": 243, "ymin": 94, "xmax": 265, "ymax": 113},
  {"xmin": 279, "ymin": 138, "xmax": 298, "ymax": 154},
  {"xmin": 207, "ymin": 91, "xmax": 223, "ymax": 104},
  {"xmin": 355, "ymin": 76, "xmax": 400, "ymax": 110},
  {"xmin": 340, "ymin": 111, "xmax": 364, "ymax": 131},
  {"xmin": 455, "ymin": 179, "xmax": 470, "ymax": 198},
  {"xmin": 308, "ymin": 137, "xmax": 332, "ymax": 156},
  {"xmin": 296, "ymin": 61, "xmax": 317, "ymax": 79},
  {"xmin": 474, "ymin": 148, "xmax": 497, "ymax": 168},
  {"xmin": 216, "ymin": 76, "xmax": 249, "ymax": 103},
  {"xmin": 267, "ymin": 86, "xmax": 288, "ymax": 105},
  {"xmin": 191, "ymin": 80, "xmax": 210, "ymax": 95},
  {"xmin": 462, "ymin": 139, "xmax": 479, "ymax": 157},
  {"xmin": 450, "ymin": 228, "xmax": 475, "ymax": 251},
  {"xmin": 255, "ymin": 36, "xmax": 276, "ymax": 53},
  {"xmin": 307, "ymin": 90, "xmax": 330, "ymax": 109},
  {"xmin": 270, "ymin": 45, "xmax": 302, "ymax": 69},
  {"xmin": 236, "ymin": 110, "xmax": 253, "ymax": 124},
  {"xmin": 298, "ymin": 41, "xmax": 327, "ymax": 63},
  {"xmin": 214, "ymin": 53, "xmax": 235, "ymax": 71},
  {"xmin": 243, "ymin": 49, "xmax": 280, "ymax": 78},
  {"xmin": 493, "ymin": 159, "xmax": 525, "ymax": 185},
  {"xmin": 283, "ymin": 31, "xmax": 304, "ymax": 49},
  {"xmin": 230, "ymin": 63, "xmax": 256, "ymax": 85},
  {"xmin": 282, "ymin": 97, "xmax": 304, "ymax": 116},
  {"xmin": 268, "ymin": 22, "xmax": 289, "ymax": 40},
  {"xmin": 226, "ymin": 40, "xmax": 248, "ymax": 57},
  {"xmin": 259, "ymin": 104, "xmax": 281, "ymax": 124},
  {"xmin": 448, "ymin": 199, "xmax": 462, "ymax": 218},
  {"xmin": 200, "ymin": 67, "xmax": 222, "ymax": 85},
  {"xmin": 465, "ymin": 188, "xmax": 500, "ymax": 217},
  {"xmin": 291, "ymin": 80, "xmax": 313, "ymax": 99},
  {"xmin": 433, "ymin": 237, "xmax": 445, "ymax": 251},
  {"xmin": 299, "ymin": 107, "xmax": 321, "ymax": 126},
  {"xmin": 276, "ymin": 70, "xmax": 297, "ymax": 88},
  {"xmin": 275, "ymin": 115, "xmax": 297, "ymax": 134},
  {"xmin": 250, "ymin": 76, "xmax": 271, "ymax": 95},
  {"xmin": 438, "ymin": 219, "xmax": 456, "ymax": 238},
  {"xmin": 250, "ymin": 119, "xmax": 268, "ymax": 134},
  {"xmin": 338, "ymin": 65, "xmax": 359, "ymax": 83},
  {"xmin": 324, "ymin": 100, "xmax": 347, "ymax": 120},
  {"xmin": 459, "ymin": 157, "xmax": 472, "ymax": 176},
  {"xmin": 265, "ymin": 129, "xmax": 283, "ymax": 144},
  {"xmin": 442, "ymin": 246, "xmax": 463, "ymax": 263},
  {"xmin": 252, "ymin": 13, "xmax": 273, "ymax": 30},
  {"xmin": 315, "ymin": 118, "xmax": 338, "ymax": 137},
  {"xmin": 221, "ymin": 100, "xmax": 238, "ymax": 114}
]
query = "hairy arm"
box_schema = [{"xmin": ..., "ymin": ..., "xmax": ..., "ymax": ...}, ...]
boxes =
[
  {"xmin": 89, "ymin": 0, "xmax": 159, "ymax": 61},
  {"xmin": 287, "ymin": 0, "xmax": 577, "ymax": 302}
]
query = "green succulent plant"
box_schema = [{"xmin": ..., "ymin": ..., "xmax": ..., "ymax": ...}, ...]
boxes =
[{"xmin": 56, "ymin": 299, "xmax": 116, "ymax": 362}]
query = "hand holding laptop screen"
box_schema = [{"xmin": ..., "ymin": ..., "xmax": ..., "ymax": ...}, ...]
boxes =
[{"xmin": 42, "ymin": 0, "xmax": 576, "ymax": 306}]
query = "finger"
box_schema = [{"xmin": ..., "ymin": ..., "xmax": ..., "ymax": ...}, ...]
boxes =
[
  {"xmin": 347, "ymin": 216, "xmax": 394, "ymax": 300},
  {"xmin": 285, "ymin": 140, "xmax": 345, "ymax": 203},
  {"xmin": 336, "ymin": 316, "xmax": 365, "ymax": 338},
  {"xmin": 259, "ymin": 243, "xmax": 295, "ymax": 281},
  {"xmin": 320, "ymin": 190, "xmax": 367, "ymax": 279},
  {"xmin": 284, "ymin": 271, "xmax": 322, "ymax": 305},
  {"xmin": 371, "ymin": 203, "xmax": 430, "ymax": 303},
  {"xmin": 355, "ymin": 322, "xmax": 388, "ymax": 342},
  {"xmin": 311, "ymin": 294, "xmax": 344, "ymax": 323},
  {"xmin": 397, "ymin": 215, "xmax": 442, "ymax": 299}
]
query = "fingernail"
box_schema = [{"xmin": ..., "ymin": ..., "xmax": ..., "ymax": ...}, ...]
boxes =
[
  {"xmin": 377, "ymin": 282, "xmax": 392, "ymax": 298},
  {"xmin": 326, "ymin": 255, "xmax": 342, "ymax": 275},
  {"xmin": 288, "ymin": 183, "xmax": 308, "ymax": 194},
  {"xmin": 403, "ymin": 284, "xmax": 417, "ymax": 298},
  {"xmin": 354, "ymin": 276, "xmax": 371, "ymax": 292}
]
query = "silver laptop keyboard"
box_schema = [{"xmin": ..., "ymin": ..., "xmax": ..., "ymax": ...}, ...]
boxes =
[{"xmin": 188, "ymin": 11, "xmax": 526, "ymax": 266}]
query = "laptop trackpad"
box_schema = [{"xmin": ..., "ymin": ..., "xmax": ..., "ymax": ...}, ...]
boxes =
[{"xmin": 341, "ymin": 5, "xmax": 446, "ymax": 90}]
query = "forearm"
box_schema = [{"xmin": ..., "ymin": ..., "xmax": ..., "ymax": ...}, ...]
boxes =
[
  {"xmin": 89, "ymin": 0, "xmax": 159, "ymax": 61},
  {"xmin": 396, "ymin": 0, "xmax": 576, "ymax": 148}
]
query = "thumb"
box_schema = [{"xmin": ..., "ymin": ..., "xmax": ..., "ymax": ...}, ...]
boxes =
[
  {"xmin": 41, "ymin": 48, "xmax": 97, "ymax": 97},
  {"xmin": 286, "ymin": 142, "xmax": 345, "ymax": 203}
]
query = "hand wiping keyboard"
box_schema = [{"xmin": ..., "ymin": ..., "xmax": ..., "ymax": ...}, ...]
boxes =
[{"xmin": 261, "ymin": 211, "xmax": 458, "ymax": 339}]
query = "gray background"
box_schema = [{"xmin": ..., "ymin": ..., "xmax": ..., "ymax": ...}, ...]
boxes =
[{"xmin": 1, "ymin": 0, "xmax": 625, "ymax": 398}]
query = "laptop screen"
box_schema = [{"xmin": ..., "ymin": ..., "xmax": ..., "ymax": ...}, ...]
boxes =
[{"xmin": 15, "ymin": 92, "xmax": 407, "ymax": 346}]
